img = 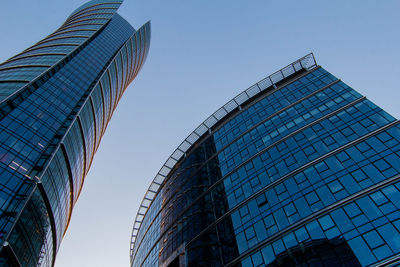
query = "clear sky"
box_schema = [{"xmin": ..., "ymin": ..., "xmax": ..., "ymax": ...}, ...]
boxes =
[{"xmin": 1, "ymin": 0, "xmax": 400, "ymax": 266}]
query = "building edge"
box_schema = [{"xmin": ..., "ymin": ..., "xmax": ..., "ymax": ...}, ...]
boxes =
[
  {"xmin": 129, "ymin": 53, "xmax": 317, "ymax": 264},
  {"xmin": 0, "ymin": 1, "xmax": 151, "ymax": 266}
]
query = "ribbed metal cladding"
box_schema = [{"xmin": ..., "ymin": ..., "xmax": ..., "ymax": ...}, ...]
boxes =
[{"xmin": 0, "ymin": 1, "xmax": 150, "ymax": 266}]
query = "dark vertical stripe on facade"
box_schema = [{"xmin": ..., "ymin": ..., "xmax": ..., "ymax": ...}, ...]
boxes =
[{"xmin": 60, "ymin": 144, "xmax": 75, "ymax": 234}]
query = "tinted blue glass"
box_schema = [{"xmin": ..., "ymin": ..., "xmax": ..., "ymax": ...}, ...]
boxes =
[
  {"xmin": 132, "ymin": 64, "xmax": 400, "ymax": 267},
  {"xmin": 0, "ymin": 1, "xmax": 151, "ymax": 266}
]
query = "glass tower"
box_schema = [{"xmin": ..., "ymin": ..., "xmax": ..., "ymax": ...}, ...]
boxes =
[
  {"xmin": 0, "ymin": 0, "xmax": 150, "ymax": 266},
  {"xmin": 131, "ymin": 54, "xmax": 400, "ymax": 267}
]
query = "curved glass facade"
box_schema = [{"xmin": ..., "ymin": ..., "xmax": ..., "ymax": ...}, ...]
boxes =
[
  {"xmin": 131, "ymin": 54, "xmax": 400, "ymax": 267},
  {"xmin": 0, "ymin": 1, "xmax": 150, "ymax": 266}
]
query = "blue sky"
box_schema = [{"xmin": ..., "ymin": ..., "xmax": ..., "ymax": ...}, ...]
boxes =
[{"xmin": 1, "ymin": 0, "xmax": 400, "ymax": 266}]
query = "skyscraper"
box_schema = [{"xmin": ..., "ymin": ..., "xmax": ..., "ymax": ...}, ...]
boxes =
[
  {"xmin": 131, "ymin": 54, "xmax": 400, "ymax": 266},
  {"xmin": 0, "ymin": 0, "xmax": 150, "ymax": 266}
]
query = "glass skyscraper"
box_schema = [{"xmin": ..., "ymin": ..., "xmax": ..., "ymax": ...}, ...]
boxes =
[
  {"xmin": 131, "ymin": 54, "xmax": 400, "ymax": 266},
  {"xmin": 0, "ymin": 0, "xmax": 150, "ymax": 266}
]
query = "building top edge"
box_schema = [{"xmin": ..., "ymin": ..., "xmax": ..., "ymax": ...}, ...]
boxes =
[
  {"xmin": 69, "ymin": 0, "xmax": 123, "ymax": 19},
  {"xmin": 129, "ymin": 53, "xmax": 318, "ymax": 263}
]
